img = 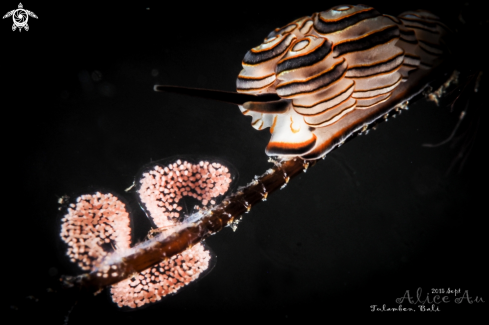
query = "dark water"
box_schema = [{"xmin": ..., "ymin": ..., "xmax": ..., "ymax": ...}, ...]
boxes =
[{"xmin": 4, "ymin": 1, "xmax": 487, "ymax": 322}]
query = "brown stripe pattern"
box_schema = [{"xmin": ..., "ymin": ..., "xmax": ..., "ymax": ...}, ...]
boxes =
[
  {"xmin": 315, "ymin": 6, "xmax": 381, "ymax": 34},
  {"xmin": 236, "ymin": 5, "xmax": 448, "ymax": 159}
]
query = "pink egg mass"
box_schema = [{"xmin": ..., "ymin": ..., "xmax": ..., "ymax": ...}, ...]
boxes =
[{"xmin": 60, "ymin": 159, "xmax": 232, "ymax": 308}]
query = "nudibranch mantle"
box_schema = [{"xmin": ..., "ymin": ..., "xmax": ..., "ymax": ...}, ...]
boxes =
[{"xmin": 237, "ymin": 4, "xmax": 448, "ymax": 159}]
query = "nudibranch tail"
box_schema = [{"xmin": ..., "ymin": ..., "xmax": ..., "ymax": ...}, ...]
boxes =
[
  {"xmin": 154, "ymin": 85, "xmax": 280, "ymax": 105},
  {"xmin": 154, "ymin": 85, "xmax": 292, "ymax": 114},
  {"xmin": 237, "ymin": 4, "xmax": 449, "ymax": 159}
]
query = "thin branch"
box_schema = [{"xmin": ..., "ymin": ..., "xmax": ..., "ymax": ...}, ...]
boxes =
[{"xmin": 62, "ymin": 158, "xmax": 316, "ymax": 293}]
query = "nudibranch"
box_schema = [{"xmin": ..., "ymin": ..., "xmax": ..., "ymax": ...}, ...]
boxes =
[
  {"xmin": 236, "ymin": 4, "xmax": 448, "ymax": 159},
  {"xmin": 62, "ymin": 4, "xmax": 453, "ymax": 304}
]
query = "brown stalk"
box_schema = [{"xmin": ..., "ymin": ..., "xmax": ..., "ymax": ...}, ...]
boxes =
[{"xmin": 62, "ymin": 158, "xmax": 316, "ymax": 293}]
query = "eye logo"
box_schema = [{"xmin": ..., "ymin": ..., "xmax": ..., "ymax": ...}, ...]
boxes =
[{"xmin": 3, "ymin": 3, "xmax": 37, "ymax": 32}]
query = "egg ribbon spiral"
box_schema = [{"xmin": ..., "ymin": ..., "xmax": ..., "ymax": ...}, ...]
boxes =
[{"xmin": 237, "ymin": 4, "xmax": 448, "ymax": 159}]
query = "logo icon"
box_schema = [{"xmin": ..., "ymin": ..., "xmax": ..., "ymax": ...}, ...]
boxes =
[{"xmin": 3, "ymin": 3, "xmax": 37, "ymax": 32}]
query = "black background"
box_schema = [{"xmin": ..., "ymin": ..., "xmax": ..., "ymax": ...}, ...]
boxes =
[{"xmin": 3, "ymin": 0, "xmax": 487, "ymax": 323}]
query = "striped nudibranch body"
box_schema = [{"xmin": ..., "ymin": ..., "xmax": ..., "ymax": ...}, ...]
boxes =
[{"xmin": 237, "ymin": 4, "xmax": 449, "ymax": 159}]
